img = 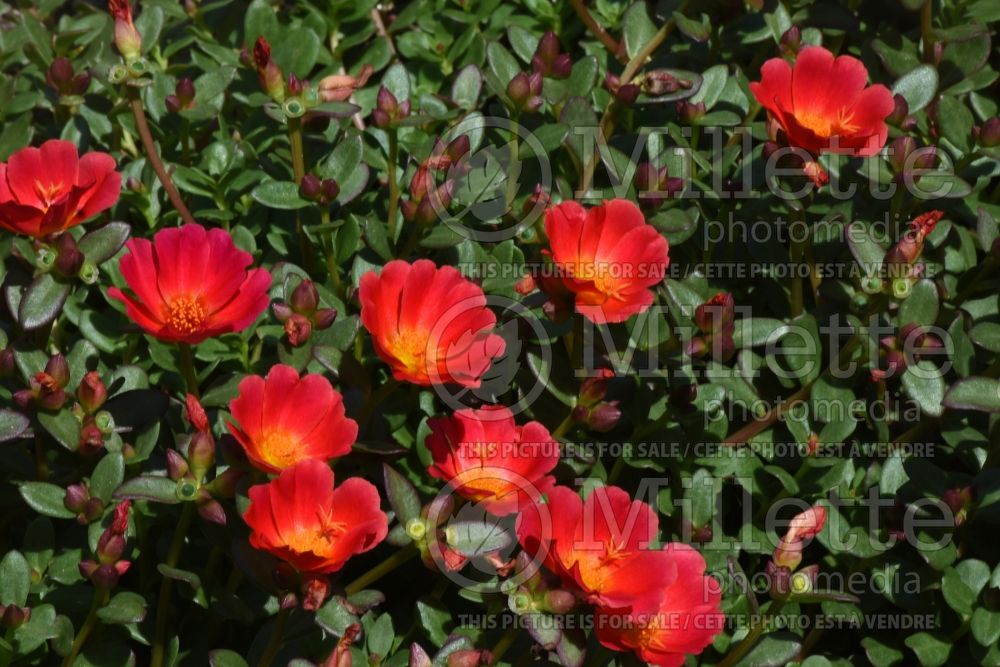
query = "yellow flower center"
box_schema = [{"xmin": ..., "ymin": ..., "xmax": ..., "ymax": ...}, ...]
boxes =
[
  {"xmin": 389, "ymin": 330, "xmax": 429, "ymax": 376},
  {"xmin": 166, "ymin": 296, "xmax": 206, "ymax": 335},
  {"xmin": 34, "ymin": 180, "xmax": 66, "ymax": 209},
  {"xmin": 258, "ymin": 430, "xmax": 300, "ymax": 469},
  {"xmin": 795, "ymin": 108, "xmax": 859, "ymax": 139},
  {"xmin": 285, "ymin": 507, "xmax": 346, "ymax": 556}
]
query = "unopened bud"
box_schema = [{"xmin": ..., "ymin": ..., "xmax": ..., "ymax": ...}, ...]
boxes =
[
  {"xmin": 980, "ymin": 117, "xmax": 1000, "ymax": 148},
  {"xmin": 0, "ymin": 605, "xmax": 31, "ymax": 629},
  {"xmin": 284, "ymin": 314, "xmax": 312, "ymax": 347},
  {"xmin": 77, "ymin": 371, "xmax": 107, "ymax": 413},
  {"xmin": 887, "ymin": 94, "xmax": 909, "ymax": 127},
  {"xmin": 108, "ymin": 0, "xmax": 143, "ymax": 61},
  {"xmin": 779, "ymin": 25, "xmax": 801, "ymax": 56}
]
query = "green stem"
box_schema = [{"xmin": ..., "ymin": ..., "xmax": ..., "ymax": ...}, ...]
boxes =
[
  {"xmin": 568, "ymin": 0, "xmax": 626, "ymax": 62},
  {"xmin": 321, "ymin": 209, "xmax": 343, "ymax": 296},
  {"xmin": 788, "ymin": 209, "xmax": 808, "ymax": 317},
  {"xmin": 717, "ymin": 600, "xmax": 787, "ymax": 667},
  {"xmin": 176, "ymin": 343, "xmax": 200, "ymax": 398},
  {"xmin": 287, "ymin": 116, "xmax": 314, "ymax": 274},
  {"xmin": 491, "ymin": 624, "xmax": 521, "ymax": 663},
  {"xmin": 920, "ymin": 0, "xmax": 935, "ymax": 62},
  {"xmin": 345, "ymin": 543, "xmax": 418, "ymax": 595},
  {"xmin": 126, "ymin": 87, "xmax": 197, "ymax": 226},
  {"xmin": 61, "ymin": 588, "xmax": 109, "ymax": 667},
  {"xmin": 150, "ymin": 503, "xmax": 195, "ymax": 667},
  {"xmin": 255, "ymin": 608, "xmax": 291, "ymax": 667},
  {"xmin": 387, "ymin": 129, "xmax": 400, "ymax": 241},
  {"xmin": 551, "ymin": 413, "xmax": 576, "ymax": 440},
  {"xmin": 504, "ymin": 114, "xmax": 520, "ymax": 212}
]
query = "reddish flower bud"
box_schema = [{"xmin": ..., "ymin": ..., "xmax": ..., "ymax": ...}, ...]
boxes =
[
  {"xmin": 542, "ymin": 589, "xmax": 577, "ymax": 614},
  {"xmin": 887, "ymin": 94, "xmax": 909, "ymax": 127},
  {"xmin": 0, "ymin": 605, "xmax": 31, "ymax": 629},
  {"xmin": 284, "ymin": 313, "xmax": 313, "ymax": 347},
  {"xmin": 286, "ymin": 73, "xmax": 304, "ymax": 97},
  {"xmin": 314, "ymin": 308, "xmax": 337, "ymax": 330},
  {"xmin": 773, "ymin": 505, "xmax": 826, "ymax": 571},
  {"xmin": 506, "ymin": 72, "xmax": 542, "ymax": 112},
  {"xmin": 578, "ymin": 368, "xmax": 614, "ymax": 407},
  {"xmin": 322, "ymin": 623, "xmax": 361, "ymax": 667},
  {"xmin": 185, "ymin": 393, "xmax": 209, "ymax": 433},
  {"xmin": 532, "ymin": 32, "xmax": 572, "ymax": 79},
  {"xmin": 188, "ymin": 431, "xmax": 216, "ymax": 480},
  {"xmin": 46, "ymin": 354, "xmax": 70, "ymax": 388},
  {"xmin": 587, "ymin": 401, "xmax": 622, "ymax": 433},
  {"xmin": 942, "ymin": 486, "xmax": 974, "ymax": 526},
  {"xmin": 694, "ymin": 292, "xmax": 735, "ymax": 334},
  {"xmin": 64, "ymin": 483, "xmax": 91, "ymax": 514},
  {"xmin": 447, "ymin": 649, "xmax": 492, "ymax": 667},
  {"xmin": 676, "ymin": 100, "xmax": 706, "ymax": 123},
  {"xmin": 374, "ymin": 86, "xmax": 402, "ymax": 128},
  {"xmin": 0, "ymin": 347, "xmax": 14, "ymax": 377},
  {"xmin": 197, "ymin": 493, "xmax": 227, "ymax": 526},
  {"xmin": 642, "ymin": 70, "xmax": 683, "ymax": 96},
  {"xmin": 166, "ymin": 448, "xmax": 190, "ymax": 480},
  {"xmin": 980, "ymin": 117, "xmax": 1000, "ymax": 148},
  {"xmin": 410, "ymin": 643, "xmax": 433, "ymax": 667},
  {"xmin": 77, "ymin": 371, "xmax": 107, "ymax": 414},
  {"xmin": 253, "ymin": 36, "xmax": 270, "ymax": 70},
  {"xmin": 272, "ymin": 301, "xmax": 293, "ymax": 323},
  {"xmin": 52, "ymin": 232, "xmax": 85, "ymax": 278},
  {"xmin": 779, "ymin": 25, "xmax": 801, "ymax": 56},
  {"xmin": 252, "ymin": 37, "xmax": 285, "ymax": 101},
  {"xmin": 82, "ymin": 497, "xmax": 105, "ymax": 524},
  {"xmin": 290, "ymin": 279, "xmax": 320, "ymax": 314},
  {"xmin": 884, "ymin": 210, "xmax": 944, "ymax": 269},
  {"xmin": 108, "ymin": 0, "xmax": 142, "ymax": 60}
]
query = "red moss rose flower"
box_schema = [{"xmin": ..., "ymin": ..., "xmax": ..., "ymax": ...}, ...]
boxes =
[
  {"xmin": 243, "ymin": 459, "xmax": 388, "ymax": 574},
  {"xmin": 0, "ymin": 139, "xmax": 120, "ymax": 238},
  {"xmin": 544, "ymin": 199, "xmax": 670, "ymax": 324},
  {"xmin": 426, "ymin": 405, "xmax": 558, "ymax": 516},
  {"xmin": 517, "ymin": 485, "xmax": 676, "ymax": 609},
  {"xmin": 750, "ymin": 46, "xmax": 894, "ymax": 182},
  {"xmin": 595, "ymin": 544, "xmax": 724, "ymax": 666},
  {"xmin": 359, "ymin": 259, "xmax": 506, "ymax": 387},
  {"xmin": 108, "ymin": 223, "xmax": 271, "ymax": 344},
  {"xmin": 227, "ymin": 364, "xmax": 357, "ymax": 474}
]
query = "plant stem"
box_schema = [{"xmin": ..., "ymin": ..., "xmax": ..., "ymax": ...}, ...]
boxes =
[
  {"xmin": 126, "ymin": 87, "xmax": 197, "ymax": 226},
  {"xmin": 491, "ymin": 624, "xmax": 521, "ymax": 663},
  {"xmin": 504, "ymin": 115, "xmax": 520, "ymax": 213},
  {"xmin": 569, "ymin": 0, "xmax": 627, "ymax": 63},
  {"xmin": 150, "ymin": 502, "xmax": 195, "ymax": 667},
  {"xmin": 255, "ymin": 608, "xmax": 291, "ymax": 667},
  {"xmin": 320, "ymin": 208, "xmax": 343, "ymax": 296},
  {"xmin": 920, "ymin": 0, "xmax": 935, "ymax": 62},
  {"xmin": 552, "ymin": 412, "xmax": 576, "ymax": 440},
  {"xmin": 176, "ymin": 343, "xmax": 200, "ymax": 398},
  {"xmin": 717, "ymin": 600, "xmax": 787, "ymax": 667},
  {"xmin": 61, "ymin": 587, "xmax": 109, "ymax": 667},
  {"xmin": 287, "ymin": 116, "xmax": 314, "ymax": 274},
  {"xmin": 387, "ymin": 129, "xmax": 401, "ymax": 242},
  {"xmin": 344, "ymin": 543, "xmax": 418, "ymax": 595}
]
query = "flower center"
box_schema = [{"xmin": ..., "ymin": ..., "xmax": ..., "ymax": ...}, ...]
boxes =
[
  {"xmin": 389, "ymin": 330, "xmax": 429, "ymax": 375},
  {"xmin": 286, "ymin": 506, "xmax": 346, "ymax": 556},
  {"xmin": 795, "ymin": 108, "xmax": 859, "ymax": 139},
  {"xmin": 166, "ymin": 297, "xmax": 206, "ymax": 335},
  {"xmin": 258, "ymin": 430, "xmax": 300, "ymax": 469},
  {"xmin": 34, "ymin": 180, "xmax": 66, "ymax": 209}
]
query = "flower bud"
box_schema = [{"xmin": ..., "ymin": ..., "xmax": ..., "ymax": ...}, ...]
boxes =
[
  {"xmin": 506, "ymin": 72, "xmax": 543, "ymax": 112},
  {"xmin": 0, "ymin": 605, "xmax": 31, "ymax": 629},
  {"xmin": 0, "ymin": 347, "xmax": 14, "ymax": 377},
  {"xmin": 83, "ymin": 497, "xmax": 105, "ymax": 524},
  {"xmin": 532, "ymin": 32, "xmax": 572, "ymax": 79},
  {"xmin": 779, "ymin": 25, "xmax": 801, "ymax": 56},
  {"xmin": 166, "ymin": 448, "xmax": 190, "ymax": 480},
  {"xmin": 642, "ymin": 70, "xmax": 687, "ymax": 96},
  {"xmin": 64, "ymin": 483, "xmax": 91, "ymax": 514},
  {"xmin": 46, "ymin": 354, "xmax": 71, "ymax": 388},
  {"xmin": 887, "ymin": 135, "xmax": 917, "ymax": 174},
  {"xmin": 887, "ymin": 94, "xmax": 909, "ymax": 127},
  {"xmin": 196, "ymin": 493, "xmax": 227, "ymax": 525},
  {"xmin": 578, "ymin": 368, "xmax": 614, "ymax": 407},
  {"xmin": 301, "ymin": 575, "xmax": 331, "ymax": 611},
  {"xmin": 290, "ymin": 279, "xmax": 320, "ymax": 314},
  {"xmin": 322, "ymin": 623, "xmax": 361, "ymax": 667},
  {"xmin": 252, "ymin": 37, "xmax": 285, "ymax": 101},
  {"xmin": 314, "ymin": 308, "xmax": 337, "ymax": 330},
  {"xmin": 108, "ymin": 0, "xmax": 143, "ymax": 61},
  {"xmin": 587, "ymin": 401, "xmax": 622, "ymax": 433},
  {"xmin": 188, "ymin": 431, "xmax": 216, "ymax": 480},
  {"xmin": 185, "ymin": 393, "xmax": 209, "ymax": 433},
  {"xmin": 676, "ymin": 100, "xmax": 706, "ymax": 123},
  {"xmin": 980, "ymin": 117, "xmax": 1000, "ymax": 148},
  {"xmin": 374, "ymin": 86, "xmax": 407, "ymax": 128},
  {"xmin": 942, "ymin": 485, "xmax": 974, "ymax": 526},
  {"xmin": 284, "ymin": 313, "xmax": 312, "ymax": 347},
  {"xmin": 77, "ymin": 371, "xmax": 107, "ymax": 414},
  {"xmin": 410, "ymin": 643, "xmax": 433, "ymax": 667},
  {"xmin": 53, "ymin": 233, "xmax": 84, "ymax": 278},
  {"xmin": 78, "ymin": 422, "xmax": 105, "ymax": 455},
  {"xmin": 542, "ymin": 589, "xmax": 577, "ymax": 614},
  {"xmin": 286, "ymin": 73, "xmax": 304, "ymax": 97},
  {"xmin": 447, "ymin": 650, "xmax": 492, "ymax": 667}
]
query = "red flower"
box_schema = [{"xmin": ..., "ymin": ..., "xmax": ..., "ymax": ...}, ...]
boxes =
[
  {"xmin": 243, "ymin": 459, "xmax": 388, "ymax": 574},
  {"xmin": 517, "ymin": 485, "xmax": 676, "ymax": 609},
  {"xmin": 426, "ymin": 405, "xmax": 559, "ymax": 516},
  {"xmin": 595, "ymin": 544, "xmax": 724, "ymax": 666},
  {"xmin": 544, "ymin": 200, "xmax": 670, "ymax": 324},
  {"xmin": 108, "ymin": 223, "xmax": 271, "ymax": 344},
  {"xmin": 227, "ymin": 364, "xmax": 357, "ymax": 474},
  {"xmin": 0, "ymin": 140, "xmax": 120, "ymax": 238},
  {"xmin": 750, "ymin": 46, "xmax": 894, "ymax": 181},
  {"xmin": 359, "ymin": 259, "xmax": 506, "ymax": 387}
]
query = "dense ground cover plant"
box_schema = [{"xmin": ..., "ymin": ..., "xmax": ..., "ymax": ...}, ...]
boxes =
[{"xmin": 1, "ymin": 0, "xmax": 1000, "ymax": 666}]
